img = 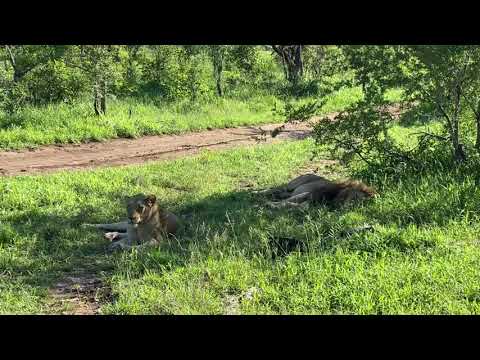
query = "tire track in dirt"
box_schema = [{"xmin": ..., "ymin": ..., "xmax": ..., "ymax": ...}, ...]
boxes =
[
  {"xmin": 0, "ymin": 104, "xmax": 405, "ymax": 177},
  {"xmin": 0, "ymin": 121, "xmax": 319, "ymax": 177}
]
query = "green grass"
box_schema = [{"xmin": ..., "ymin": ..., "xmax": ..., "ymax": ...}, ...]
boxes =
[
  {"xmin": 0, "ymin": 85, "xmax": 377, "ymax": 151},
  {"xmin": 2, "ymin": 120, "xmax": 480, "ymax": 314}
]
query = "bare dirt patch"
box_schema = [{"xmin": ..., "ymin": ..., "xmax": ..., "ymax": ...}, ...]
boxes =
[
  {"xmin": 0, "ymin": 121, "xmax": 318, "ymax": 177},
  {"xmin": 47, "ymin": 272, "xmax": 111, "ymax": 315},
  {"xmin": 0, "ymin": 105, "xmax": 406, "ymax": 177}
]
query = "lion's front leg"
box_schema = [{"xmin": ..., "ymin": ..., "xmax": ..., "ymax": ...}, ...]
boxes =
[
  {"xmin": 283, "ymin": 192, "xmax": 313, "ymax": 204},
  {"xmin": 253, "ymin": 187, "xmax": 284, "ymax": 196},
  {"xmin": 253, "ymin": 187, "xmax": 294, "ymax": 201},
  {"xmin": 267, "ymin": 192, "xmax": 312, "ymax": 208},
  {"xmin": 104, "ymin": 232, "xmax": 128, "ymax": 242},
  {"xmin": 82, "ymin": 221, "xmax": 129, "ymax": 232},
  {"xmin": 107, "ymin": 224, "xmax": 159, "ymax": 252},
  {"xmin": 108, "ymin": 225, "xmax": 134, "ymax": 251},
  {"xmin": 108, "ymin": 238, "xmax": 159, "ymax": 252}
]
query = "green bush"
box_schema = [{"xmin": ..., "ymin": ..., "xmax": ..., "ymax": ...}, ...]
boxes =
[
  {"xmin": 142, "ymin": 46, "xmax": 215, "ymax": 102},
  {"xmin": 23, "ymin": 60, "xmax": 89, "ymax": 105}
]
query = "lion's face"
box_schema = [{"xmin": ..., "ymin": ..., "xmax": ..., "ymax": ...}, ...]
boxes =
[
  {"xmin": 126, "ymin": 194, "xmax": 157, "ymax": 225},
  {"xmin": 349, "ymin": 189, "xmax": 370, "ymax": 201},
  {"xmin": 334, "ymin": 188, "xmax": 372, "ymax": 206}
]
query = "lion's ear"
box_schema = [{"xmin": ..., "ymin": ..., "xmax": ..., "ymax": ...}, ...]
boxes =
[{"xmin": 144, "ymin": 194, "xmax": 157, "ymax": 207}]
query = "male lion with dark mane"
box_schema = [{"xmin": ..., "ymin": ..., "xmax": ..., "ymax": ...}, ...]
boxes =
[{"xmin": 256, "ymin": 174, "xmax": 376, "ymax": 208}]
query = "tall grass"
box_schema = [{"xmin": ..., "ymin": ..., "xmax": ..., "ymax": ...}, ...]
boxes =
[{"xmin": 0, "ymin": 85, "xmax": 387, "ymax": 151}]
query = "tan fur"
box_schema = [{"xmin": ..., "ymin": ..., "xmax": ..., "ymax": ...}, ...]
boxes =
[
  {"xmin": 263, "ymin": 174, "xmax": 376, "ymax": 208},
  {"xmin": 334, "ymin": 181, "xmax": 376, "ymax": 204},
  {"xmin": 82, "ymin": 193, "xmax": 179, "ymax": 251}
]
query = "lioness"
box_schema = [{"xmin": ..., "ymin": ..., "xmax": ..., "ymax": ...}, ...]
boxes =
[
  {"xmin": 257, "ymin": 174, "xmax": 376, "ymax": 208},
  {"xmin": 83, "ymin": 194, "xmax": 179, "ymax": 251}
]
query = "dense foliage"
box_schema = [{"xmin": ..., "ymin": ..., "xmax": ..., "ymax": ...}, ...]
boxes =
[
  {"xmin": 314, "ymin": 45, "xmax": 480, "ymax": 167},
  {"xmin": 3, "ymin": 45, "xmax": 480, "ymax": 167},
  {"xmin": 0, "ymin": 45, "xmax": 336, "ymax": 115}
]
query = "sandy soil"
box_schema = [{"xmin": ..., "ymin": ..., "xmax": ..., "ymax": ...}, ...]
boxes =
[
  {"xmin": 0, "ymin": 121, "xmax": 318, "ymax": 177},
  {"xmin": 0, "ymin": 104, "xmax": 405, "ymax": 177}
]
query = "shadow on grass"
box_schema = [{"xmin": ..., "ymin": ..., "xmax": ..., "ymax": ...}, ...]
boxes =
[
  {"xmin": 6, "ymin": 158, "xmax": 473, "ymax": 303},
  {"xmin": 396, "ymin": 102, "xmax": 444, "ymax": 128},
  {"xmin": 353, "ymin": 145, "xmax": 480, "ymax": 231},
  {"xmin": 4, "ymin": 206, "xmax": 115, "ymax": 290},
  {"xmin": 3, "ymin": 184, "xmax": 335, "ymax": 287}
]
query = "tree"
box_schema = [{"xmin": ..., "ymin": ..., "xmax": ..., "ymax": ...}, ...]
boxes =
[
  {"xmin": 227, "ymin": 45, "xmax": 259, "ymax": 73},
  {"xmin": 313, "ymin": 46, "xmax": 410, "ymax": 167},
  {"xmin": 458, "ymin": 47, "xmax": 480, "ymax": 151},
  {"xmin": 0, "ymin": 45, "xmax": 65, "ymax": 113},
  {"xmin": 2, "ymin": 45, "xmax": 64, "ymax": 83},
  {"xmin": 143, "ymin": 45, "xmax": 214, "ymax": 102},
  {"xmin": 313, "ymin": 45, "xmax": 480, "ymax": 167},
  {"xmin": 122, "ymin": 45, "xmax": 145, "ymax": 96},
  {"xmin": 404, "ymin": 46, "xmax": 480, "ymax": 161},
  {"xmin": 271, "ymin": 45, "xmax": 304, "ymax": 86},
  {"xmin": 63, "ymin": 45, "xmax": 123, "ymax": 115},
  {"xmin": 302, "ymin": 45, "xmax": 327, "ymax": 79},
  {"xmin": 209, "ymin": 45, "xmax": 226, "ymax": 97}
]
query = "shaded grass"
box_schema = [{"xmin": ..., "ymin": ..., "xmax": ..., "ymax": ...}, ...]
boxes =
[{"xmin": 1, "ymin": 122, "xmax": 480, "ymax": 313}]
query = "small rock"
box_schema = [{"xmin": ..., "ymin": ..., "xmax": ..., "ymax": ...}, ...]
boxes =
[
  {"xmin": 224, "ymin": 295, "xmax": 240, "ymax": 315},
  {"xmin": 243, "ymin": 287, "xmax": 262, "ymax": 301}
]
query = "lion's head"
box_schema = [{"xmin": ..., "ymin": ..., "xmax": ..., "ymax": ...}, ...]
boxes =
[
  {"xmin": 334, "ymin": 181, "xmax": 377, "ymax": 206},
  {"xmin": 126, "ymin": 194, "xmax": 157, "ymax": 225}
]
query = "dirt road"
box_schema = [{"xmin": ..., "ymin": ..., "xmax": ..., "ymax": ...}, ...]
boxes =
[{"xmin": 0, "ymin": 121, "xmax": 318, "ymax": 177}]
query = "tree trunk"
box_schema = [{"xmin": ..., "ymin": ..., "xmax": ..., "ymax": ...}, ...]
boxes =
[
  {"xmin": 451, "ymin": 128, "xmax": 464, "ymax": 162},
  {"xmin": 215, "ymin": 72, "xmax": 223, "ymax": 97},
  {"xmin": 100, "ymin": 79, "xmax": 107, "ymax": 115},
  {"xmin": 475, "ymin": 102, "xmax": 480, "ymax": 152},
  {"xmin": 5, "ymin": 46, "xmax": 29, "ymax": 83},
  {"xmin": 272, "ymin": 45, "xmax": 304, "ymax": 86},
  {"xmin": 475, "ymin": 116, "xmax": 480, "ymax": 153},
  {"xmin": 212, "ymin": 46, "xmax": 223, "ymax": 97},
  {"xmin": 451, "ymin": 85, "xmax": 466, "ymax": 162},
  {"xmin": 93, "ymin": 83, "xmax": 102, "ymax": 116},
  {"xmin": 291, "ymin": 45, "xmax": 303, "ymax": 85},
  {"xmin": 93, "ymin": 79, "xmax": 107, "ymax": 116},
  {"xmin": 13, "ymin": 70, "xmax": 21, "ymax": 83}
]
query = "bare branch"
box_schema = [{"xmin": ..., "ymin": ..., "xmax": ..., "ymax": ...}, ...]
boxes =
[
  {"xmin": 333, "ymin": 136, "xmax": 373, "ymax": 166},
  {"xmin": 4, "ymin": 45, "xmax": 16, "ymax": 69},
  {"xmin": 62, "ymin": 59, "xmax": 89, "ymax": 73},
  {"xmin": 410, "ymin": 131, "xmax": 449, "ymax": 141}
]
